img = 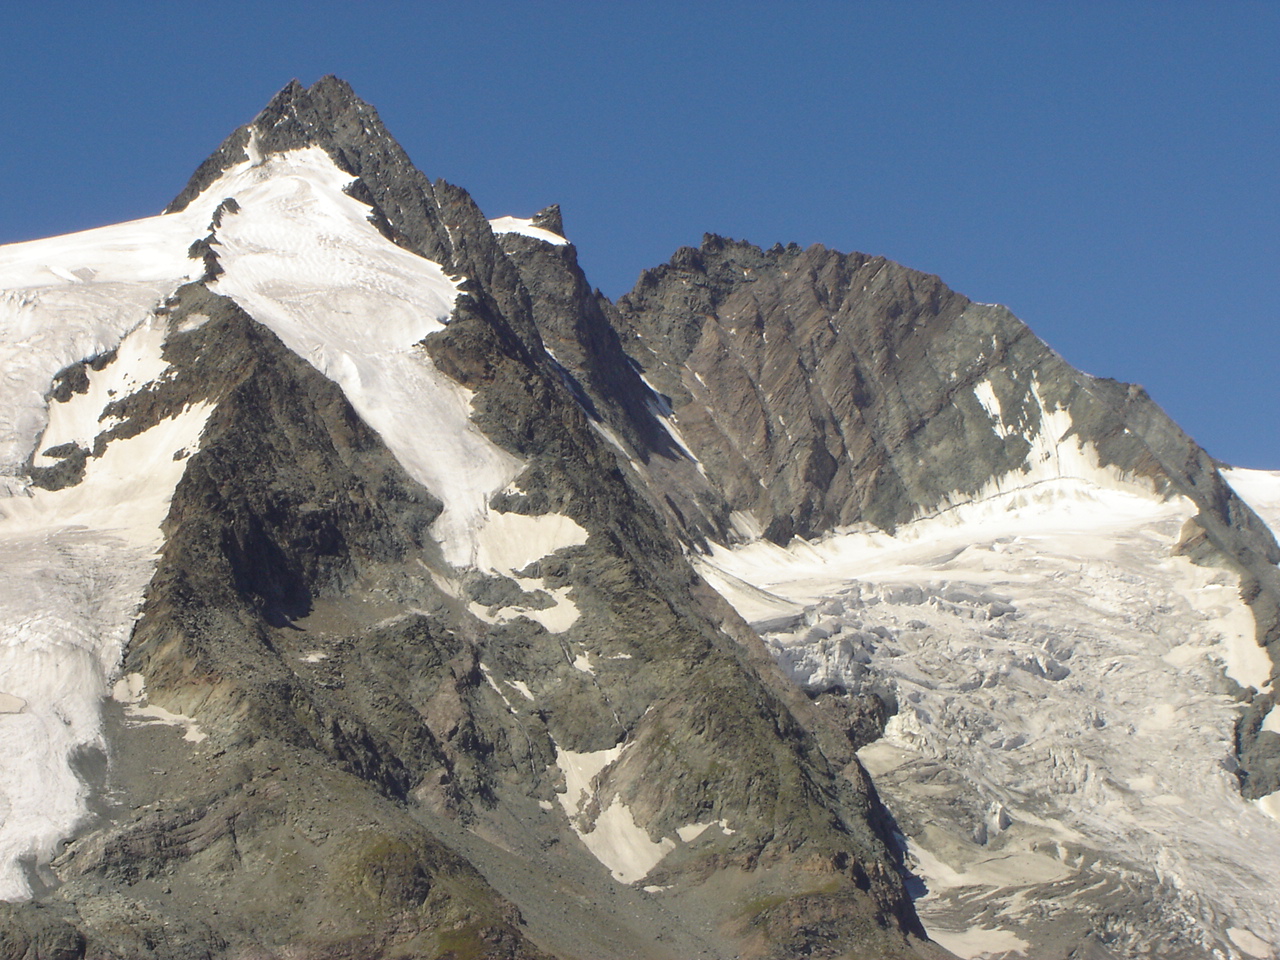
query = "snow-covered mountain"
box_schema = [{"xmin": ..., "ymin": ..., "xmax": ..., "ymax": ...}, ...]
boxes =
[{"xmin": 0, "ymin": 77, "xmax": 1276, "ymax": 960}]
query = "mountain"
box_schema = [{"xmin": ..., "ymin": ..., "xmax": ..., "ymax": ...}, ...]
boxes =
[{"xmin": 0, "ymin": 76, "xmax": 1276, "ymax": 960}]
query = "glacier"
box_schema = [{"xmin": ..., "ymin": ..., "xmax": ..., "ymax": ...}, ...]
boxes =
[{"xmin": 703, "ymin": 421, "xmax": 1280, "ymax": 956}]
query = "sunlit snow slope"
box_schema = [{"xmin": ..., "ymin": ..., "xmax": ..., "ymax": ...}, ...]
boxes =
[
  {"xmin": 0, "ymin": 140, "xmax": 529, "ymax": 898},
  {"xmin": 206, "ymin": 144, "xmax": 525, "ymax": 566},
  {"xmin": 0, "ymin": 200, "xmax": 217, "ymax": 898},
  {"xmin": 703, "ymin": 428, "xmax": 1280, "ymax": 957}
]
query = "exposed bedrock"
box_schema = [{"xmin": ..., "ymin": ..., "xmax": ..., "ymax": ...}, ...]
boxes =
[
  {"xmin": 607, "ymin": 234, "xmax": 1280, "ymax": 785},
  {"xmin": 8, "ymin": 78, "xmax": 941, "ymax": 960}
]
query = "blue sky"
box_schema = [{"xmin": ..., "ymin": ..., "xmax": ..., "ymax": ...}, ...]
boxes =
[{"xmin": 2, "ymin": 2, "xmax": 1276, "ymax": 466}]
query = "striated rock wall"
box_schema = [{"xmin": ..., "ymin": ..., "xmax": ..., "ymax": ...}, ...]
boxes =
[{"xmin": 608, "ymin": 234, "xmax": 1280, "ymax": 704}]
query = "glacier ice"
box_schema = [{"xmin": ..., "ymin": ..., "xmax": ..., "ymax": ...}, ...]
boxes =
[{"xmin": 703, "ymin": 449, "xmax": 1280, "ymax": 955}]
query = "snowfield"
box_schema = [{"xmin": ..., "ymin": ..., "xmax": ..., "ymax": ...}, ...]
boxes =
[
  {"xmin": 207, "ymin": 143, "xmax": 528, "ymax": 567},
  {"xmin": 703, "ymin": 441, "xmax": 1280, "ymax": 956},
  {"xmin": 0, "ymin": 318, "xmax": 213, "ymax": 898},
  {"xmin": 0, "ymin": 178, "xmax": 229, "ymax": 898}
]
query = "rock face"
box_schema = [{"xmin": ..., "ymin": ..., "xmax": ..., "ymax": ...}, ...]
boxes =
[
  {"xmin": 610, "ymin": 235, "xmax": 1275, "ymax": 564},
  {"xmin": 0, "ymin": 75, "xmax": 1276, "ymax": 960},
  {"xmin": 609, "ymin": 234, "xmax": 1280, "ymax": 700}
]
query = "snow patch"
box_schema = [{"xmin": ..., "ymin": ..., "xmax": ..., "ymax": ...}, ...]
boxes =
[
  {"xmin": 638, "ymin": 372, "xmax": 707, "ymax": 477},
  {"xmin": 113, "ymin": 674, "xmax": 207, "ymax": 743},
  {"xmin": 1207, "ymin": 581, "xmax": 1273, "ymax": 691},
  {"xmin": 676, "ymin": 821, "xmax": 711, "ymax": 843},
  {"xmin": 474, "ymin": 512, "xmax": 588, "ymax": 575},
  {"xmin": 1223, "ymin": 468, "xmax": 1280, "ymax": 537},
  {"xmin": 556, "ymin": 744, "xmax": 621, "ymax": 817},
  {"xmin": 506, "ymin": 679, "xmax": 534, "ymax": 701},
  {"xmin": 902, "ymin": 825, "xmax": 1072, "ymax": 892},
  {"xmin": 468, "ymin": 576, "xmax": 581, "ymax": 635},
  {"xmin": 729, "ymin": 510, "xmax": 763, "ymax": 541},
  {"xmin": 1263, "ymin": 705, "xmax": 1280, "ymax": 737},
  {"xmin": 938, "ymin": 381, "xmax": 1164, "ymax": 521},
  {"xmin": 581, "ymin": 800, "xmax": 675, "ymax": 884},
  {"xmin": 488, "ymin": 215, "xmax": 568, "ymax": 246},
  {"xmin": 1227, "ymin": 927, "xmax": 1274, "ymax": 959},
  {"xmin": 592, "ymin": 422, "xmax": 632, "ymax": 460},
  {"xmin": 696, "ymin": 561, "xmax": 802, "ymax": 626},
  {"xmin": 972, "ymin": 378, "xmax": 1014, "ymax": 440},
  {"xmin": 174, "ymin": 311, "xmax": 211, "ymax": 334},
  {"xmin": 33, "ymin": 316, "xmax": 171, "ymax": 466},
  {"xmin": 463, "ymin": 512, "xmax": 587, "ymax": 633},
  {"xmin": 927, "ymin": 925, "xmax": 1030, "ymax": 960},
  {"xmin": 523, "ymin": 586, "xmax": 580, "ymax": 633},
  {"xmin": 673, "ymin": 820, "xmax": 734, "ymax": 843},
  {"xmin": 554, "ymin": 743, "xmax": 675, "ymax": 883},
  {"xmin": 1254, "ymin": 792, "xmax": 1280, "ymax": 824},
  {"xmin": 479, "ymin": 663, "xmax": 517, "ymax": 714}
]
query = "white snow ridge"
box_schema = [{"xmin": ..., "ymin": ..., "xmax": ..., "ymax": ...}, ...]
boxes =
[{"xmin": 488, "ymin": 215, "xmax": 568, "ymax": 246}]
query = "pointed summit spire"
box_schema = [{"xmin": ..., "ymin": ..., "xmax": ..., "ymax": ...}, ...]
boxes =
[
  {"xmin": 166, "ymin": 76, "xmax": 398, "ymax": 213},
  {"xmin": 165, "ymin": 76, "xmax": 465, "ymax": 268},
  {"xmin": 531, "ymin": 203, "xmax": 564, "ymax": 238},
  {"xmin": 159, "ymin": 77, "xmax": 546, "ymax": 347}
]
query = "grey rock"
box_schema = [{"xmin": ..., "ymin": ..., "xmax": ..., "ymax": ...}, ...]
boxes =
[{"xmin": 17, "ymin": 80, "xmax": 938, "ymax": 960}]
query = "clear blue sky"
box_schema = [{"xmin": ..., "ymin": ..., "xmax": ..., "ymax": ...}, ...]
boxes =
[{"xmin": 2, "ymin": 2, "xmax": 1276, "ymax": 466}]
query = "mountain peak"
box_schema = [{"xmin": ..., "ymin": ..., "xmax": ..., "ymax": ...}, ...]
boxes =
[
  {"xmin": 249, "ymin": 74, "xmax": 377, "ymax": 160},
  {"xmin": 164, "ymin": 76, "xmax": 473, "ymax": 271},
  {"xmin": 6, "ymin": 78, "xmax": 1280, "ymax": 960},
  {"xmin": 531, "ymin": 203, "xmax": 563, "ymax": 237},
  {"xmin": 165, "ymin": 76, "xmax": 402, "ymax": 214}
]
